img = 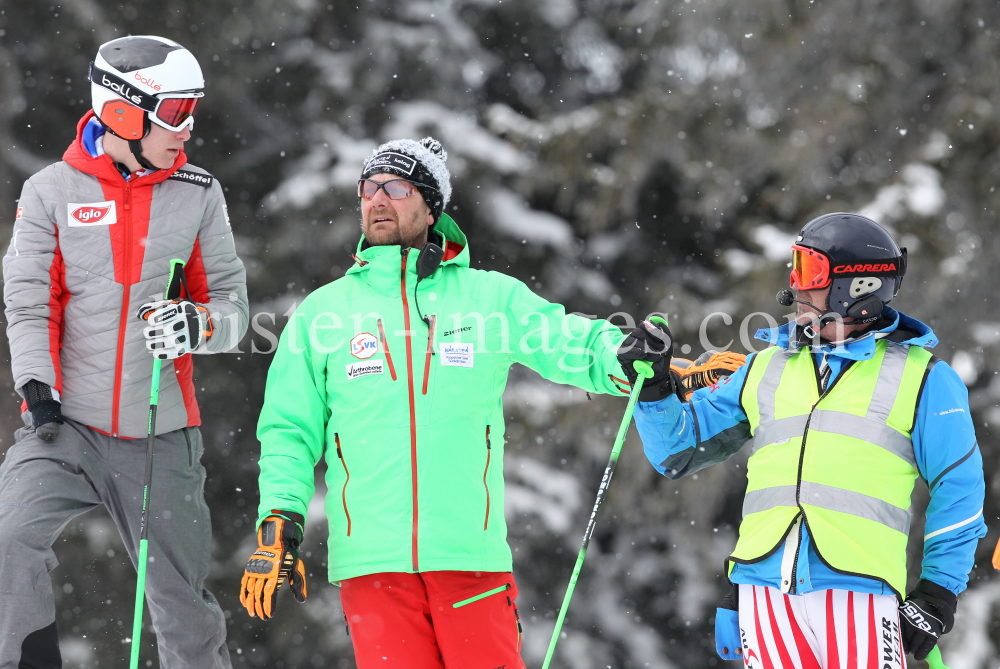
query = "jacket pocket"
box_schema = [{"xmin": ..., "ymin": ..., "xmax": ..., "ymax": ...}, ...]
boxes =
[
  {"xmin": 377, "ymin": 319, "xmax": 397, "ymax": 381},
  {"xmin": 451, "ymin": 582, "xmax": 510, "ymax": 609},
  {"xmin": 422, "ymin": 314, "xmax": 436, "ymax": 395},
  {"xmin": 183, "ymin": 428, "xmax": 193, "ymax": 468},
  {"xmin": 483, "ymin": 425, "xmax": 491, "ymax": 530},
  {"xmin": 335, "ymin": 433, "xmax": 351, "ymax": 536}
]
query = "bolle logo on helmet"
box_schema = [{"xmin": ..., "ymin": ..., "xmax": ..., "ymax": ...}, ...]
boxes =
[
  {"xmin": 133, "ymin": 71, "xmax": 162, "ymax": 91},
  {"xmin": 102, "ymin": 74, "xmax": 143, "ymax": 105},
  {"xmin": 833, "ymin": 262, "xmax": 897, "ymax": 274},
  {"xmin": 67, "ymin": 201, "xmax": 117, "ymax": 227}
]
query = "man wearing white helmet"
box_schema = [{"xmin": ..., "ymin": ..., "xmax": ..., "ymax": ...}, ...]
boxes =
[{"xmin": 0, "ymin": 36, "xmax": 246, "ymax": 668}]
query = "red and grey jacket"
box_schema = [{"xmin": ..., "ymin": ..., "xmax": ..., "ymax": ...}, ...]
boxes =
[{"xmin": 3, "ymin": 111, "xmax": 248, "ymax": 438}]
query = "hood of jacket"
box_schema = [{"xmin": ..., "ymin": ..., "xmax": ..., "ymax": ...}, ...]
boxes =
[
  {"xmin": 62, "ymin": 110, "xmax": 186, "ymax": 186},
  {"xmin": 755, "ymin": 306, "xmax": 938, "ymax": 361}
]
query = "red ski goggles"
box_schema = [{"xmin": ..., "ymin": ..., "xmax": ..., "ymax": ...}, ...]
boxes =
[
  {"xmin": 789, "ymin": 244, "xmax": 832, "ymax": 290},
  {"xmin": 151, "ymin": 94, "xmax": 202, "ymax": 132}
]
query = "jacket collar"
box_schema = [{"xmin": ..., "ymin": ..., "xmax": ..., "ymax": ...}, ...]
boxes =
[
  {"xmin": 62, "ymin": 111, "xmax": 186, "ymax": 187},
  {"xmin": 754, "ymin": 307, "xmax": 938, "ymax": 361},
  {"xmin": 345, "ymin": 213, "xmax": 470, "ymax": 295}
]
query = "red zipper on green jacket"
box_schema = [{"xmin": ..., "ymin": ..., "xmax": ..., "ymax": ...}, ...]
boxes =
[
  {"xmin": 422, "ymin": 314, "xmax": 435, "ymax": 395},
  {"xmin": 377, "ymin": 319, "xmax": 397, "ymax": 380},
  {"xmin": 483, "ymin": 425, "xmax": 491, "ymax": 530},
  {"xmin": 400, "ymin": 248, "xmax": 419, "ymax": 571},
  {"xmin": 111, "ymin": 180, "xmax": 132, "ymax": 437},
  {"xmin": 335, "ymin": 433, "xmax": 351, "ymax": 536}
]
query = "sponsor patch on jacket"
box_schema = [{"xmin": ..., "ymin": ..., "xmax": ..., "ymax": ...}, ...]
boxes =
[
  {"xmin": 15, "ymin": 207, "xmax": 23, "ymax": 220},
  {"xmin": 67, "ymin": 201, "xmax": 117, "ymax": 227},
  {"xmin": 346, "ymin": 360, "xmax": 384, "ymax": 380},
  {"xmin": 440, "ymin": 342, "xmax": 473, "ymax": 368},
  {"xmin": 363, "ymin": 152, "xmax": 417, "ymax": 176},
  {"xmin": 350, "ymin": 333, "xmax": 378, "ymax": 359},
  {"xmin": 168, "ymin": 169, "xmax": 214, "ymax": 187}
]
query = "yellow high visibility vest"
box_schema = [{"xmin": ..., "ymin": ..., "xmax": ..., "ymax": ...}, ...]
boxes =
[{"xmin": 731, "ymin": 340, "xmax": 932, "ymax": 596}]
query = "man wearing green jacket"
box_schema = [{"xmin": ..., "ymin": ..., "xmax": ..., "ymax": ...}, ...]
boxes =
[{"xmin": 239, "ymin": 137, "xmax": 629, "ymax": 668}]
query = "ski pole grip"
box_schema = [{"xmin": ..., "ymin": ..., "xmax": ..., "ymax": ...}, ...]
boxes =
[
  {"xmin": 926, "ymin": 645, "xmax": 949, "ymax": 669},
  {"xmin": 632, "ymin": 360, "xmax": 654, "ymax": 379},
  {"xmin": 165, "ymin": 258, "xmax": 187, "ymax": 301}
]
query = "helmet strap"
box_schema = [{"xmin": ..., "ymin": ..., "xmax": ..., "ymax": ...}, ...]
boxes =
[
  {"xmin": 128, "ymin": 138, "xmax": 157, "ymax": 171},
  {"xmin": 127, "ymin": 116, "xmax": 157, "ymax": 171}
]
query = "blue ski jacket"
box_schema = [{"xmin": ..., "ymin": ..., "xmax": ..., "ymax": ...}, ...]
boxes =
[{"xmin": 634, "ymin": 308, "xmax": 986, "ymax": 596}]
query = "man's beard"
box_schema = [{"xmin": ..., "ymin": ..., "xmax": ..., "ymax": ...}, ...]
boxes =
[{"xmin": 362, "ymin": 211, "xmax": 428, "ymax": 248}]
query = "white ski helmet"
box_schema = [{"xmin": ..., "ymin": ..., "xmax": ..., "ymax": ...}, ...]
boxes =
[{"xmin": 89, "ymin": 35, "xmax": 204, "ymax": 143}]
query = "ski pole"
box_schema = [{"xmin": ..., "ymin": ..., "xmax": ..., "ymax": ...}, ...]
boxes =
[
  {"xmin": 927, "ymin": 645, "xmax": 949, "ymax": 669},
  {"xmin": 130, "ymin": 259, "xmax": 187, "ymax": 669},
  {"xmin": 541, "ymin": 359, "xmax": 654, "ymax": 669}
]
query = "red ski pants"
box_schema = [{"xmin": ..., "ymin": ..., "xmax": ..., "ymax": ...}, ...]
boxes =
[{"xmin": 340, "ymin": 571, "xmax": 525, "ymax": 669}]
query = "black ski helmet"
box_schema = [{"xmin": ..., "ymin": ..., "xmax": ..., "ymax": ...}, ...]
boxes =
[{"xmin": 793, "ymin": 213, "xmax": 907, "ymax": 322}]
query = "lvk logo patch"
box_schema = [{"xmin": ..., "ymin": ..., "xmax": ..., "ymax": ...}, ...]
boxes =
[
  {"xmin": 346, "ymin": 359, "xmax": 384, "ymax": 380},
  {"xmin": 350, "ymin": 333, "xmax": 378, "ymax": 359},
  {"xmin": 67, "ymin": 201, "xmax": 117, "ymax": 227}
]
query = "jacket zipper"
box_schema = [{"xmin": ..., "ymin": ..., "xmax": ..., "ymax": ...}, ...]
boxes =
[
  {"xmin": 377, "ymin": 319, "xmax": 397, "ymax": 381},
  {"xmin": 400, "ymin": 248, "xmax": 419, "ymax": 571},
  {"xmin": 787, "ymin": 518, "xmax": 804, "ymax": 594},
  {"xmin": 111, "ymin": 180, "xmax": 133, "ymax": 436},
  {"xmin": 335, "ymin": 433, "xmax": 351, "ymax": 536},
  {"xmin": 422, "ymin": 314, "xmax": 436, "ymax": 395},
  {"xmin": 483, "ymin": 425, "xmax": 491, "ymax": 530}
]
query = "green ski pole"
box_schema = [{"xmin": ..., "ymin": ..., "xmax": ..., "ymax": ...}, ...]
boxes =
[
  {"xmin": 926, "ymin": 645, "xmax": 949, "ymax": 669},
  {"xmin": 541, "ymin": 358, "xmax": 654, "ymax": 669},
  {"xmin": 129, "ymin": 259, "xmax": 187, "ymax": 669}
]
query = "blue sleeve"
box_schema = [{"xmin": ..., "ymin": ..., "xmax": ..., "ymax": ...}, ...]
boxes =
[
  {"xmin": 634, "ymin": 353, "xmax": 754, "ymax": 478},
  {"xmin": 913, "ymin": 360, "xmax": 987, "ymax": 596}
]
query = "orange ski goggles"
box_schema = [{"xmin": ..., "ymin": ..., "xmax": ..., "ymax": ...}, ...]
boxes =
[{"xmin": 789, "ymin": 244, "xmax": 832, "ymax": 291}]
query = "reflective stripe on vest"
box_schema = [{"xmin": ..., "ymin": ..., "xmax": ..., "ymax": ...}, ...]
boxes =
[
  {"xmin": 731, "ymin": 340, "xmax": 931, "ymax": 596},
  {"xmin": 743, "ymin": 481, "xmax": 911, "ymax": 535}
]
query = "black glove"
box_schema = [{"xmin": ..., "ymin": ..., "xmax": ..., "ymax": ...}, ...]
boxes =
[
  {"xmin": 22, "ymin": 380, "xmax": 62, "ymax": 442},
  {"xmin": 616, "ymin": 316, "xmax": 675, "ymax": 402},
  {"xmin": 899, "ymin": 579, "xmax": 955, "ymax": 661}
]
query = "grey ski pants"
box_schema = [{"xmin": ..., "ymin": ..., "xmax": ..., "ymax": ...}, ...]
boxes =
[{"xmin": 0, "ymin": 418, "xmax": 231, "ymax": 669}]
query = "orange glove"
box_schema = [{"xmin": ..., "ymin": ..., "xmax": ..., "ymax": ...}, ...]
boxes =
[
  {"xmin": 671, "ymin": 350, "xmax": 747, "ymax": 400},
  {"xmin": 992, "ymin": 536, "xmax": 1000, "ymax": 570},
  {"xmin": 239, "ymin": 510, "xmax": 307, "ymax": 619}
]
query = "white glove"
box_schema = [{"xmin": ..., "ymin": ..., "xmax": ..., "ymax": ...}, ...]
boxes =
[{"xmin": 136, "ymin": 299, "xmax": 212, "ymax": 359}]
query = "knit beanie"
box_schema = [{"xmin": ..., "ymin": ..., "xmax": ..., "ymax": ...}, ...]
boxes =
[{"xmin": 360, "ymin": 137, "xmax": 452, "ymax": 222}]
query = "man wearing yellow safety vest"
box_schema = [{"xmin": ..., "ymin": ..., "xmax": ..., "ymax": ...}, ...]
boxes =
[{"xmin": 617, "ymin": 213, "xmax": 986, "ymax": 667}]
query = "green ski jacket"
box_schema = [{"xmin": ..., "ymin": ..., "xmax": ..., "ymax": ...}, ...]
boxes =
[{"xmin": 257, "ymin": 215, "xmax": 628, "ymax": 583}]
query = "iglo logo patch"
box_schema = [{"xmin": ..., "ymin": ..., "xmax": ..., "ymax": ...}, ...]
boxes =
[
  {"xmin": 350, "ymin": 332, "xmax": 379, "ymax": 359},
  {"xmin": 67, "ymin": 201, "xmax": 117, "ymax": 227}
]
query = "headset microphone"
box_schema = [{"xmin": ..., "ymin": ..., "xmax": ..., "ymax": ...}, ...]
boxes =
[
  {"xmin": 776, "ymin": 289, "xmax": 825, "ymax": 314},
  {"xmin": 776, "ymin": 289, "xmax": 842, "ymax": 341}
]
